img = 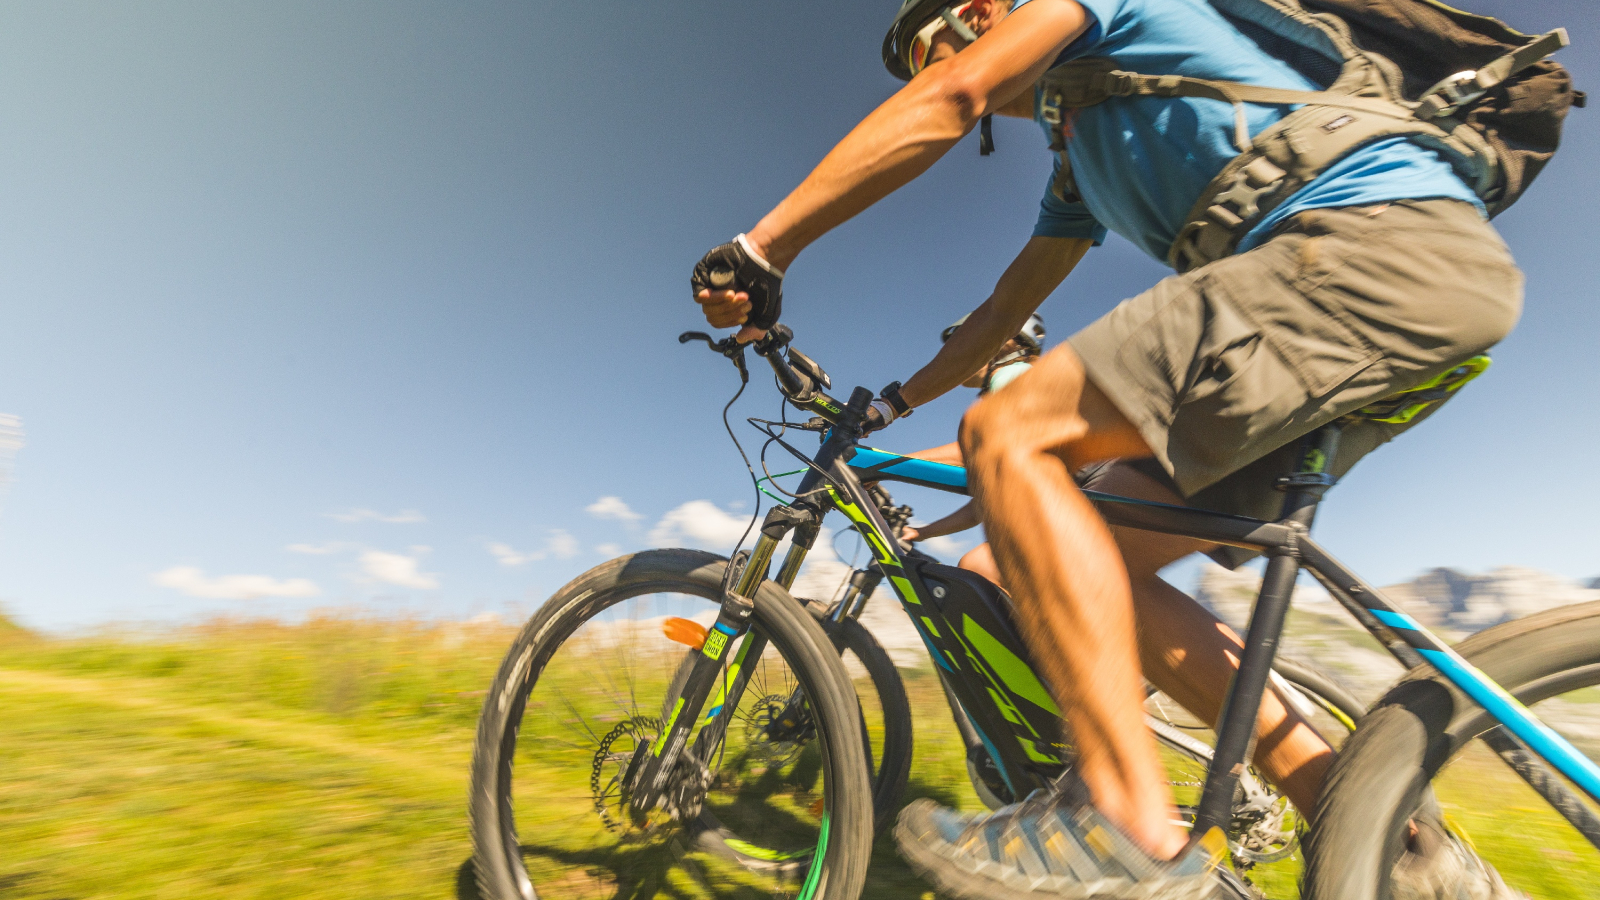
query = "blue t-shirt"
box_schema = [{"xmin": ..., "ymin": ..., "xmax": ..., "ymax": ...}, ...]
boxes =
[{"xmin": 1020, "ymin": 0, "xmax": 1483, "ymax": 262}]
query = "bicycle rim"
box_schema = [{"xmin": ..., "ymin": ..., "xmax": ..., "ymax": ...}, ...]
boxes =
[{"xmin": 472, "ymin": 552, "xmax": 868, "ymax": 900}]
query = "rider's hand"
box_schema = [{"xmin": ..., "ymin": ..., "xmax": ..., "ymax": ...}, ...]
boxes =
[
  {"xmin": 901, "ymin": 525, "xmax": 921, "ymax": 543},
  {"xmin": 692, "ymin": 234, "xmax": 783, "ymax": 343}
]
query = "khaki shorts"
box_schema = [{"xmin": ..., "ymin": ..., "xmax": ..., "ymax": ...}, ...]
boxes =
[{"xmin": 1068, "ymin": 199, "xmax": 1522, "ymax": 538}]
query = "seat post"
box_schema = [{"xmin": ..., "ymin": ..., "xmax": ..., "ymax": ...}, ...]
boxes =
[
  {"xmin": 1275, "ymin": 423, "xmax": 1343, "ymax": 530},
  {"xmin": 1191, "ymin": 423, "xmax": 1344, "ymax": 836}
]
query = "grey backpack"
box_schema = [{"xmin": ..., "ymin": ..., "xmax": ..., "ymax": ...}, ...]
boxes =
[{"xmin": 1037, "ymin": 0, "xmax": 1582, "ymax": 271}]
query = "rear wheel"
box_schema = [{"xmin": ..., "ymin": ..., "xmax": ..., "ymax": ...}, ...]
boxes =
[
  {"xmin": 820, "ymin": 616, "xmax": 913, "ymax": 833},
  {"xmin": 469, "ymin": 550, "xmax": 874, "ymax": 900},
  {"xmin": 1305, "ymin": 601, "xmax": 1600, "ymax": 900}
]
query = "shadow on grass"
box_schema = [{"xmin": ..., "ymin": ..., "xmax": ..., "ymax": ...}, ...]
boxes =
[
  {"xmin": 456, "ymin": 776, "xmax": 962, "ymax": 900},
  {"xmin": 459, "ymin": 838, "xmax": 773, "ymax": 900},
  {"xmin": 0, "ymin": 871, "xmax": 77, "ymax": 900},
  {"xmin": 454, "ymin": 859, "xmax": 481, "ymax": 900},
  {"xmin": 899, "ymin": 774, "xmax": 965, "ymax": 810}
]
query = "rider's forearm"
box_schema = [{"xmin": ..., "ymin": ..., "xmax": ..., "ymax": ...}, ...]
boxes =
[
  {"xmin": 899, "ymin": 235, "xmax": 1092, "ymax": 408},
  {"xmin": 745, "ymin": 78, "xmax": 974, "ymax": 271},
  {"xmin": 915, "ymin": 501, "xmax": 983, "ymax": 540},
  {"xmin": 743, "ymin": 0, "xmax": 1089, "ymax": 271}
]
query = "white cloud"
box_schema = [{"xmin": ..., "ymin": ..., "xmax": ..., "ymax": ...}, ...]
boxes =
[
  {"xmin": 359, "ymin": 550, "xmax": 439, "ymax": 589},
  {"xmin": 0, "ymin": 413, "xmax": 22, "ymax": 514},
  {"xmin": 586, "ymin": 496, "xmax": 643, "ymax": 524},
  {"xmin": 648, "ymin": 500, "xmax": 753, "ymax": 550},
  {"xmin": 488, "ymin": 542, "xmax": 531, "ymax": 566},
  {"xmin": 325, "ymin": 508, "xmax": 427, "ymax": 524},
  {"xmin": 546, "ymin": 531, "xmax": 580, "ymax": 558},
  {"xmin": 0, "ymin": 414, "xmax": 21, "ymax": 455},
  {"xmin": 285, "ymin": 541, "xmax": 350, "ymax": 555},
  {"xmin": 594, "ymin": 543, "xmax": 623, "ymax": 557},
  {"xmin": 153, "ymin": 566, "xmax": 321, "ymax": 601},
  {"xmin": 488, "ymin": 530, "xmax": 580, "ymax": 567},
  {"xmin": 919, "ymin": 534, "xmax": 972, "ymax": 562}
]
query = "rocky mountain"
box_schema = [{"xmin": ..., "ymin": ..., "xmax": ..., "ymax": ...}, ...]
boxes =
[
  {"xmin": 1193, "ymin": 563, "xmax": 1600, "ymax": 642},
  {"xmin": 1190, "ymin": 563, "xmax": 1600, "ymax": 701},
  {"xmin": 1383, "ymin": 567, "xmax": 1600, "ymax": 639}
]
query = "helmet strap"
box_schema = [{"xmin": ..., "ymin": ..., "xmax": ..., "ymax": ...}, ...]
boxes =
[{"xmin": 981, "ymin": 354, "xmax": 1031, "ymax": 392}]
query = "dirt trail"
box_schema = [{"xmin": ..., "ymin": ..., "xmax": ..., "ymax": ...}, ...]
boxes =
[{"xmin": 0, "ymin": 666, "xmax": 465, "ymax": 791}]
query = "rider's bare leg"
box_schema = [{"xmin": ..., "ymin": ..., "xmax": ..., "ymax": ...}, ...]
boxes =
[
  {"xmin": 959, "ymin": 345, "xmax": 1186, "ymax": 859},
  {"xmin": 955, "ymin": 462, "xmax": 1334, "ymax": 819},
  {"xmin": 1086, "ymin": 463, "xmax": 1334, "ymax": 815},
  {"xmin": 957, "ymin": 542, "xmax": 1002, "ymax": 584}
]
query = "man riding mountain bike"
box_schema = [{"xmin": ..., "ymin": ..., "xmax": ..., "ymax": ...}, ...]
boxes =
[{"xmin": 691, "ymin": 0, "xmax": 1524, "ymax": 896}]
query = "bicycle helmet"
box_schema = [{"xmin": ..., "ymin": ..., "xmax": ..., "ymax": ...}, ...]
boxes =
[
  {"xmin": 883, "ymin": 0, "xmax": 978, "ymax": 81},
  {"xmin": 941, "ymin": 312, "xmax": 1046, "ymax": 353}
]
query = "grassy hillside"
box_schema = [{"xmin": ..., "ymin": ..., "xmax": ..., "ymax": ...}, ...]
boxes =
[
  {"xmin": 0, "ymin": 612, "xmax": 968, "ymax": 899},
  {"xmin": 0, "ymin": 610, "xmax": 1593, "ymax": 899}
]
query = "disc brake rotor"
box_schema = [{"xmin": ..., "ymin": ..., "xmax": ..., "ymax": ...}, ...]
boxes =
[
  {"xmin": 742, "ymin": 694, "xmax": 808, "ymax": 767},
  {"xmin": 591, "ymin": 716, "xmax": 663, "ymax": 836}
]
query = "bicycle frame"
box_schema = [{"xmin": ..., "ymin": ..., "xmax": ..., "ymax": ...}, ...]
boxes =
[
  {"xmin": 736, "ymin": 417, "xmax": 1600, "ymax": 850},
  {"xmin": 675, "ymin": 328, "xmax": 1600, "ymax": 854}
]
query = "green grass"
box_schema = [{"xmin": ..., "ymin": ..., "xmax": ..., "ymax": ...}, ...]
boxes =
[{"xmin": 0, "ymin": 609, "xmax": 1594, "ymax": 899}]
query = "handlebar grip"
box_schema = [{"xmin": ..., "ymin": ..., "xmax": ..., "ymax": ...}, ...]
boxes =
[{"xmin": 752, "ymin": 324, "xmax": 793, "ymax": 354}]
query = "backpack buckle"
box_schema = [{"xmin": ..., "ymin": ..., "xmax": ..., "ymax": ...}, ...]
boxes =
[
  {"xmin": 1208, "ymin": 158, "xmax": 1286, "ymax": 225},
  {"xmin": 1040, "ymin": 92, "xmax": 1065, "ymax": 151},
  {"xmin": 1101, "ymin": 70, "xmax": 1137, "ymax": 97},
  {"xmin": 1418, "ymin": 70, "xmax": 1484, "ymax": 119}
]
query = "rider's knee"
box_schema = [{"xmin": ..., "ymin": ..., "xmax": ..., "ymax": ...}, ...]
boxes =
[{"xmin": 957, "ymin": 398, "xmax": 1001, "ymax": 462}]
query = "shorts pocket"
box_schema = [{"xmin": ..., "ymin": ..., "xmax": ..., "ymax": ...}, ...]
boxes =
[{"xmin": 1210, "ymin": 242, "xmax": 1378, "ymax": 398}]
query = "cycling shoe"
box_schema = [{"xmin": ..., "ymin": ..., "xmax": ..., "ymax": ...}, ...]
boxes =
[{"xmin": 895, "ymin": 781, "xmax": 1239, "ymax": 900}]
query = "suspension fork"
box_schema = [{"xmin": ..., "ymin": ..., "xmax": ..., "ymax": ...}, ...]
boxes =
[
  {"xmin": 626, "ymin": 526, "xmax": 782, "ymax": 820},
  {"xmin": 689, "ymin": 502, "xmax": 829, "ymax": 761},
  {"xmin": 631, "ymin": 394, "xmax": 871, "ymax": 817}
]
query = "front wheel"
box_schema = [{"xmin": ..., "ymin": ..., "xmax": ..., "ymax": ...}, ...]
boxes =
[
  {"xmin": 1304, "ymin": 601, "xmax": 1600, "ymax": 899},
  {"xmin": 469, "ymin": 549, "xmax": 874, "ymax": 900}
]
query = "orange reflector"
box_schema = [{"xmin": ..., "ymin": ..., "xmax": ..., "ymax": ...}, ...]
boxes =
[
  {"xmin": 663, "ymin": 617, "xmax": 709, "ymax": 649},
  {"xmin": 810, "ymin": 797, "xmax": 826, "ymax": 818}
]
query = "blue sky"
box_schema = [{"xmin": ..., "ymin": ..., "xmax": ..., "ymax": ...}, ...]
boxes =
[{"xmin": 0, "ymin": 0, "xmax": 1595, "ymax": 631}]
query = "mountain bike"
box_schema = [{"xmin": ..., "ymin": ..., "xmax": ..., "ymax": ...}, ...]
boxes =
[{"xmin": 469, "ymin": 324, "xmax": 1600, "ymax": 900}]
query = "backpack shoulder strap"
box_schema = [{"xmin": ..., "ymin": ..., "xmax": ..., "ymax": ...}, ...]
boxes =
[{"xmin": 1034, "ymin": 1, "xmax": 1571, "ymax": 271}]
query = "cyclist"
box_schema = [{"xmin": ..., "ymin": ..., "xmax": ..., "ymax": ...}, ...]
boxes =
[
  {"xmin": 903, "ymin": 309, "xmax": 1342, "ymax": 831},
  {"xmin": 691, "ymin": 0, "xmax": 1522, "ymax": 896},
  {"xmin": 900, "ymin": 313, "xmax": 1046, "ymax": 585}
]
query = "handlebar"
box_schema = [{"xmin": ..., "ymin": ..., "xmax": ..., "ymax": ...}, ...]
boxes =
[
  {"xmin": 680, "ymin": 323, "xmax": 872, "ymax": 430},
  {"xmin": 750, "ymin": 326, "xmax": 814, "ymax": 399}
]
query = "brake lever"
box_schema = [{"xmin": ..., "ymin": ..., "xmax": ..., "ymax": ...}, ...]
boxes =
[{"xmin": 679, "ymin": 331, "xmax": 749, "ymax": 384}]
